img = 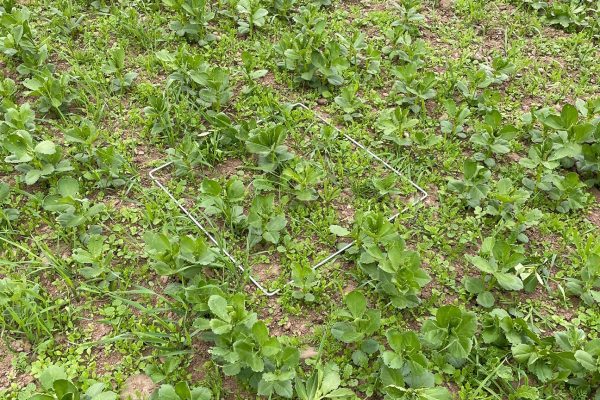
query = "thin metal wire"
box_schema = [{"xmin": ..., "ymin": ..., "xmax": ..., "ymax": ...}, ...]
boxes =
[{"xmin": 149, "ymin": 103, "xmax": 428, "ymax": 296}]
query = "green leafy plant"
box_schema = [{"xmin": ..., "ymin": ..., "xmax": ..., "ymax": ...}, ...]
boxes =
[
  {"xmin": 290, "ymin": 262, "xmax": 319, "ymax": 302},
  {"xmin": 28, "ymin": 366, "xmax": 117, "ymax": 400},
  {"xmin": 274, "ymin": 6, "xmax": 350, "ymax": 88},
  {"xmin": 440, "ymin": 99, "xmax": 471, "ymax": 139},
  {"xmin": 512, "ymin": 336, "xmax": 580, "ymax": 383},
  {"xmin": 295, "ymin": 362, "xmax": 355, "ymax": 400},
  {"xmin": 380, "ymin": 329, "xmax": 434, "ymax": 389},
  {"xmin": 23, "ymin": 70, "xmax": 75, "ymax": 116},
  {"xmin": 464, "ymin": 236, "xmax": 527, "ymax": 307},
  {"xmin": 565, "ymin": 253, "xmax": 600, "ymax": 305},
  {"xmin": 447, "ymin": 159, "xmax": 491, "ymax": 208},
  {"xmin": 150, "ymin": 382, "xmax": 211, "ymax": 400},
  {"xmin": 3, "ymin": 126, "xmax": 72, "ymax": 185},
  {"xmin": 0, "ymin": 6, "xmax": 48, "ymax": 73},
  {"xmin": 539, "ymin": 171, "xmax": 589, "ymax": 213},
  {"xmin": 376, "ymin": 107, "xmax": 419, "ymax": 147},
  {"xmin": 469, "ymin": 109, "xmax": 519, "ymax": 167},
  {"xmin": 354, "ymin": 212, "xmax": 430, "ymax": 309},
  {"xmin": 331, "ymin": 290, "xmax": 380, "ymax": 344},
  {"xmin": 235, "ymin": 0, "xmax": 269, "ymax": 35},
  {"xmin": 196, "ymin": 294, "xmax": 300, "ymax": 398},
  {"xmin": 391, "ymin": 63, "xmax": 436, "ymax": 113},
  {"xmin": 372, "ymin": 175, "xmax": 401, "ymax": 197},
  {"xmin": 72, "ymin": 235, "xmax": 119, "ymax": 289},
  {"xmin": 163, "ymin": 0, "xmax": 215, "ymax": 42},
  {"xmin": 421, "ymin": 305, "xmax": 477, "ymax": 363},
  {"xmin": 101, "ymin": 47, "xmax": 138, "ymax": 92},
  {"xmin": 43, "ymin": 177, "xmax": 105, "ymax": 228},
  {"xmin": 334, "ymin": 84, "xmax": 364, "ymax": 121},
  {"xmin": 199, "ymin": 177, "xmax": 246, "ymax": 227},
  {"xmin": 0, "ymin": 182, "xmax": 19, "ymax": 225},
  {"xmin": 245, "ymin": 124, "xmax": 294, "ymax": 172},
  {"xmin": 282, "ymin": 160, "xmax": 324, "ymax": 201},
  {"xmin": 144, "ymin": 231, "xmax": 221, "ymax": 279},
  {"xmin": 247, "ymin": 194, "xmax": 287, "ymax": 247}
]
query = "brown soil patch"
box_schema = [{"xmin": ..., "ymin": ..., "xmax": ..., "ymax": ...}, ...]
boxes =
[
  {"xmin": 96, "ymin": 350, "xmax": 123, "ymax": 376},
  {"xmin": 120, "ymin": 373, "xmax": 156, "ymax": 400},
  {"xmin": 188, "ymin": 339, "xmax": 212, "ymax": 382},
  {"xmin": 0, "ymin": 342, "xmax": 33, "ymax": 389}
]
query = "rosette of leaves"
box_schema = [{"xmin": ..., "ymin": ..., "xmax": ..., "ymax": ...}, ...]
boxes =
[
  {"xmin": 447, "ymin": 159, "xmax": 491, "ymax": 208},
  {"xmin": 573, "ymin": 339, "xmax": 600, "ymax": 378},
  {"xmin": 282, "ymin": 160, "xmax": 324, "ymax": 201},
  {"xmin": 247, "ymin": 194, "xmax": 287, "ymax": 247},
  {"xmin": 375, "ymin": 107, "xmax": 419, "ymax": 147},
  {"xmin": 295, "ymin": 363, "xmax": 355, "ymax": 400},
  {"xmin": 531, "ymin": 103, "xmax": 600, "ymax": 184},
  {"xmin": 156, "ymin": 49, "xmax": 232, "ymax": 110},
  {"xmin": 290, "ymin": 262, "xmax": 319, "ymax": 302},
  {"xmin": 3, "ymin": 130, "xmax": 72, "ymax": 185},
  {"xmin": 539, "ymin": 171, "xmax": 589, "ymax": 213},
  {"xmin": 372, "ymin": 174, "xmax": 401, "ymax": 197},
  {"xmin": 28, "ymin": 365, "xmax": 117, "ymax": 400},
  {"xmin": 64, "ymin": 120, "xmax": 128, "ymax": 188},
  {"xmin": 421, "ymin": 305, "xmax": 477, "ymax": 364},
  {"xmin": 71, "ymin": 235, "xmax": 119, "ymax": 289},
  {"xmin": 43, "ymin": 177, "xmax": 105, "ymax": 228},
  {"xmin": 481, "ymin": 308, "xmax": 539, "ymax": 347},
  {"xmin": 150, "ymin": 382, "xmax": 211, "ymax": 400},
  {"xmin": 235, "ymin": 0, "xmax": 269, "ymax": 34},
  {"xmin": 565, "ymin": 253, "xmax": 600, "ymax": 305},
  {"xmin": 380, "ymin": 330, "xmax": 435, "ymax": 389},
  {"xmin": 274, "ymin": 6, "xmax": 350, "ymax": 88},
  {"xmin": 512, "ymin": 336, "xmax": 580, "ymax": 383},
  {"xmin": 245, "ymin": 124, "xmax": 294, "ymax": 172},
  {"xmin": 353, "ymin": 211, "xmax": 399, "ymax": 249},
  {"xmin": 23, "ymin": 70, "xmax": 75, "ymax": 115},
  {"xmin": 469, "ymin": 109, "xmax": 519, "ymax": 167},
  {"xmin": 199, "ymin": 177, "xmax": 246, "ymax": 227},
  {"xmin": 331, "ymin": 290, "xmax": 380, "ymax": 345},
  {"xmin": 455, "ymin": 65, "xmax": 495, "ymax": 106},
  {"xmin": 464, "ymin": 237, "xmax": 527, "ymax": 308},
  {"xmin": 162, "ymin": 0, "xmax": 215, "ymax": 42},
  {"xmin": 334, "ymin": 84, "xmax": 364, "ymax": 121},
  {"xmin": 196, "ymin": 295, "xmax": 300, "ymax": 398},
  {"xmin": 144, "ymin": 231, "xmax": 220, "ymax": 279},
  {"xmin": 484, "ymin": 178, "xmax": 531, "ymax": 221},
  {"xmin": 440, "ymin": 99, "xmax": 470, "ymax": 139},
  {"xmin": 357, "ymin": 225, "xmax": 430, "ymax": 309},
  {"xmin": 0, "ymin": 102, "xmax": 35, "ymax": 138},
  {"xmin": 390, "ymin": 63, "xmax": 436, "ymax": 113},
  {"xmin": 101, "ymin": 47, "xmax": 138, "ymax": 92},
  {"xmin": 382, "ymin": 29, "xmax": 427, "ymax": 66},
  {"xmin": 0, "ymin": 7, "xmax": 48, "ymax": 73}
]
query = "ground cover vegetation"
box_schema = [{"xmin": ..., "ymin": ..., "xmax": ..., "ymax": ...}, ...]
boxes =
[{"xmin": 0, "ymin": 0, "xmax": 599, "ymax": 399}]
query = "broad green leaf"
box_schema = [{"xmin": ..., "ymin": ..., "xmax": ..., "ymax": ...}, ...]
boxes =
[
  {"xmin": 574, "ymin": 350, "xmax": 597, "ymax": 371},
  {"xmin": 345, "ymin": 290, "xmax": 366, "ymax": 318},
  {"xmin": 57, "ymin": 176, "xmax": 80, "ymax": 198},
  {"xmin": 476, "ymin": 291, "xmax": 495, "ymax": 308},
  {"xmin": 329, "ymin": 225, "xmax": 350, "ymax": 236},
  {"xmin": 34, "ymin": 140, "xmax": 56, "ymax": 155},
  {"xmin": 39, "ymin": 365, "xmax": 67, "ymax": 390},
  {"xmin": 208, "ymin": 295, "xmax": 230, "ymax": 322},
  {"xmin": 494, "ymin": 272, "xmax": 523, "ymax": 291}
]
